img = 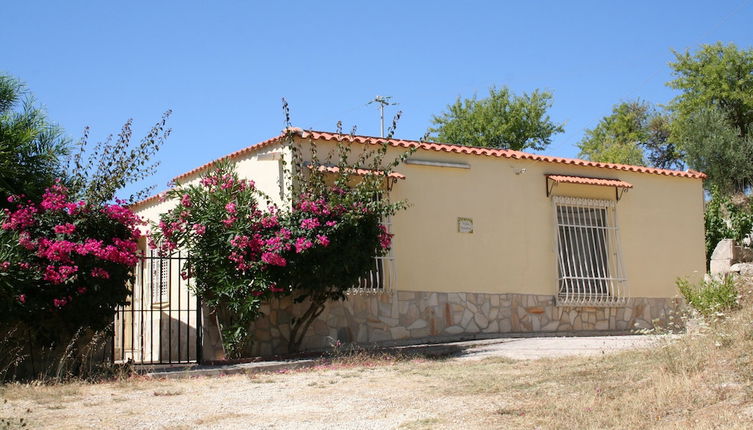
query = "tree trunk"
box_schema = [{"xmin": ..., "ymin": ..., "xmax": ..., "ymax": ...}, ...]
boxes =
[{"xmin": 287, "ymin": 295, "xmax": 327, "ymax": 353}]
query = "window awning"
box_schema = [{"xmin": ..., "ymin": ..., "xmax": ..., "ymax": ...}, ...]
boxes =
[{"xmin": 546, "ymin": 174, "xmax": 633, "ymax": 200}]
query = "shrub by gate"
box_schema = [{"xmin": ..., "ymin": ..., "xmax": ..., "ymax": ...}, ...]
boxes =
[{"xmin": 114, "ymin": 251, "xmax": 202, "ymax": 364}]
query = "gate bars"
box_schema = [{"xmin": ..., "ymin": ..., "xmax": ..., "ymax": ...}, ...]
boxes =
[{"xmin": 113, "ymin": 250, "xmax": 202, "ymax": 364}]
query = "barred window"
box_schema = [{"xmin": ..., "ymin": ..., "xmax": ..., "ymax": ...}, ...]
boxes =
[
  {"xmin": 350, "ymin": 215, "xmax": 396, "ymax": 294},
  {"xmin": 553, "ymin": 196, "xmax": 627, "ymax": 306},
  {"xmin": 150, "ymin": 251, "xmax": 170, "ymax": 304}
]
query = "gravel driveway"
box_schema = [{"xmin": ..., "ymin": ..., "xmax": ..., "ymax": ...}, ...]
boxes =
[{"xmin": 455, "ymin": 334, "xmax": 661, "ymax": 360}]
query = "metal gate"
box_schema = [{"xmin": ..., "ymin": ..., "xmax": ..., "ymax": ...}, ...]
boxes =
[{"xmin": 114, "ymin": 251, "xmax": 202, "ymax": 364}]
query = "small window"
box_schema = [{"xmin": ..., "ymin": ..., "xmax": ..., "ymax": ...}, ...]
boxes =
[
  {"xmin": 350, "ymin": 215, "xmax": 396, "ymax": 294},
  {"xmin": 151, "ymin": 253, "xmax": 170, "ymax": 304},
  {"xmin": 553, "ymin": 196, "xmax": 627, "ymax": 306}
]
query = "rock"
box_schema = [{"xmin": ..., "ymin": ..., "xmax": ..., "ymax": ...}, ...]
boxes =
[
  {"xmin": 474, "ymin": 313, "xmax": 489, "ymax": 329},
  {"xmin": 407, "ymin": 319, "xmax": 427, "ymax": 330},
  {"xmin": 390, "ymin": 326, "xmax": 410, "ymax": 340},
  {"xmin": 731, "ymin": 262, "xmax": 753, "ymax": 276},
  {"xmin": 444, "ymin": 325, "xmax": 464, "ymax": 334}
]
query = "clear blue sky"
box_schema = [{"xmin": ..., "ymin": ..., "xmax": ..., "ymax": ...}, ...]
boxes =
[{"xmin": 3, "ymin": 1, "xmax": 753, "ymax": 198}]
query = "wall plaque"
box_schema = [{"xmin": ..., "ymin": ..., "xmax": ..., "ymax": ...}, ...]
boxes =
[{"xmin": 457, "ymin": 217, "xmax": 473, "ymax": 233}]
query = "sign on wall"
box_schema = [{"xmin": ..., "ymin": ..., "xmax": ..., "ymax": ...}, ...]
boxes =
[{"xmin": 457, "ymin": 217, "xmax": 474, "ymax": 233}]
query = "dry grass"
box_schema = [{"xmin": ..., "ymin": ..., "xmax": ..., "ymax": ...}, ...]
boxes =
[{"xmin": 3, "ymin": 297, "xmax": 753, "ymax": 429}]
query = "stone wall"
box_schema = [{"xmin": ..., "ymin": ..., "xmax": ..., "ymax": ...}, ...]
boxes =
[{"xmin": 246, "ymin": 291, "xmax": 682, "ymax": 356}]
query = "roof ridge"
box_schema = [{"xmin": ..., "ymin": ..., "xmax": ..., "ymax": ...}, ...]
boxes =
[{"xmin": 130, "ymin": 128, "xmax": 705, "ymax": 210}]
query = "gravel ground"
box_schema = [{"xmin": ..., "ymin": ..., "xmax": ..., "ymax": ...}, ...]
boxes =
[
  {"xmin": 0, "ymin": 334, "xmax": 663, "ymax": 430},
  {"xmin": 456, "ymin": 334, "xmax": 660, "ymax": 360}
]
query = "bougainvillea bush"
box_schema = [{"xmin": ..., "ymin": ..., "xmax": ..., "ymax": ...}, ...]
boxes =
[
  {"xmin": 153, "ymin": 127, "xmax": 411, "ymax": 355},
  {"xmin": 0, "ymin": 181, "xmax": 141, "ymax": 344}
]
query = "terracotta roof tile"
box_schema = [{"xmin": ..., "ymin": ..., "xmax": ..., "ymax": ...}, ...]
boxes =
[
  {"xmin": 546, "ymin": 174, "xmax": 633, "ymax": 189},
  {"xmin": 131, "ymin": 128, "xmax": 704, "ymax": 211}
]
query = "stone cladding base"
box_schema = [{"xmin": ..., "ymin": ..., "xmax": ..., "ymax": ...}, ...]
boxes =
[{"xmin": 247, "ymin": 291, "xmax": 682, "ymax": 356}]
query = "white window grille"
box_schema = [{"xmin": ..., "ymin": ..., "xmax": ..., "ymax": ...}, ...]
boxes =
[
  {"xmin": 151, "ymin": 252, "xmax": 169, "ymax": 304},
  {"xmin": 553, "ymin": 196, "xmax": 627, "ymax": 306},
  {"xmin": 349, "ymin": 215, "xmax": 396, "ymax": 294}
]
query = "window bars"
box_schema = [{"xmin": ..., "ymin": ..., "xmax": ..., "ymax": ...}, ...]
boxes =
[
  {"xmin": 349, "ymin": 215, "xmax": 397, "ymax": 294},
  {"xmin": 151, "ymin": 252, "xmax": 170, "ymax": 304},
  {"xmin": 552, "ymin": 196, "xmax": 628, "ymax": 306}
]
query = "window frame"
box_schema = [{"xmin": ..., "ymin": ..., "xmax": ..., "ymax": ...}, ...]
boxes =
[{"xmin": 552, "ymin": 196, "xmax": 628, "ymax": 306}]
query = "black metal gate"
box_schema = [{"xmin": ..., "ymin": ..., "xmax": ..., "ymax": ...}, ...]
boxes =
[{"xmin": 114, "ymin": 251, "xmax": 202, "ymax": 364}]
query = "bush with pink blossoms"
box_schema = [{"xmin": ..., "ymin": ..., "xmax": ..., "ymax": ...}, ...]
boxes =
[
  {"xmin": 0, "ymin": 181, "xmax": 142, "ymax": 345},
  {"xmin": 153, "ymin": 122, "xmax": 412, "ymax": 355}
]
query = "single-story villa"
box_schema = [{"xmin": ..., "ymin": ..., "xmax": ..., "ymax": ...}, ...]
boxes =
[{"xmin": 124, "ymin": 128, "xmax": 705, "ymax": 360}]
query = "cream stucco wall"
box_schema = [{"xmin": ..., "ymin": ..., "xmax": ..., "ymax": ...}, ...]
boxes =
[
  {"xmin": 133, "ymin": 139, "xmax": 705, "ymax": 300},
  {"xmin": 134, "ymin": 144, "xmax": 290, "ymax": 228},
  {"xmin": 386, "ymin": 147, "xmax": 705, "ymax": 298}
]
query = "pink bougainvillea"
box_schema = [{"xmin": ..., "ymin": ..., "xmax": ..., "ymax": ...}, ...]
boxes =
[{"xmin": 1, "ymin": 181, "xmax": 143, "ymax": 314}]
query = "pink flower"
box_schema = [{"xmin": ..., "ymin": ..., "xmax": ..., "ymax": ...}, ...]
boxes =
[
  {"xmin": 378, "ymin": 225, "xmax": 393, "ymax": 250},
  {"xmin": 261, "ymin": 216, "xmax": 279, "ymax": 228},
  {"xmin": 40, "ymin": 183, "xmax": 68, "ymax": 210},
  {"xmin": 181, "ymin": 194, "xmax": 191, "ymax": 207},
  {"xmin": 18, "ymin": 294, "xmax": 26, "ymax": 304},
  {"xmin": 53, "ymin": 223, "xmax": 76, "ymax": 235},
  {"xmin": 222, "ymin": 217, "xmax": 237, "ymax": 226},
  {"xmin": 90, "ymin": 267, "xmax": 110, "ymax": 279},
  {"xmin": 0, "ymin": 261, "xmax": 10, "ymax": 271},
  {"xmin": 300, "ymin": 218, "xmax": 320, "ymax": 230},
  {"xmin": 18, "ymin": 262, "xmax": 30, "ymax": 270},
  {"xmin": 261, "ymin": 252, "xmax": 287, "ymax": 267},
  {"xmin": 316, "ymin": 234, "xmax": 330, "ymax": 247},
  {"xmin": 295, "ymin": 237, "xmax": 313, "ymax": 253},
  {"xmin": 77, "ymin": 287, "xmax": 87, "ymax": 294},
  {"xmin": 44, "ymin": 265, "xmax": 79, "ymax": 284},
  {"xmin": 325, "ymin": 221, "xmax": 337, "ymax": 227},
  {"xmin": 269, "ymin": 283, "xmax": 286, "ymax": 293},
  {"xmin": 225, "ymin": 202, "xmax": 237, "ymax": 214},
  {"xmin": 193, "ymin": 224, "xmax": 207, "ymax": 235},
  {"xmin": 18, "ymin": 232, "xmax": 35, "ymax": 250},
  {"xmin": 277, "ymin": 228, "xmax": 292, "ymax": 240}
]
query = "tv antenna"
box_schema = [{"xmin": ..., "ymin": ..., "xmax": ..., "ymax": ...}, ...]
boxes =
[{"xmin": 368, "ymin": 95, "xmax": 398, "ymax": 137}]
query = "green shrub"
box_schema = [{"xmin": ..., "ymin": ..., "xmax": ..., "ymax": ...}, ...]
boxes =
[{"xmin": 677, "ymin": 275, "xmax": 740, "ymax": 319}]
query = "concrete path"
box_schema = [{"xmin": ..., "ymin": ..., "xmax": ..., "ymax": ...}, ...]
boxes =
[
  {"xmin": 456, "ymin": 334, "xmax": 662, "ymax": 360},
  {"xmin": 146, "ymin": 334, "xmax": 663, "ymax": 379}
]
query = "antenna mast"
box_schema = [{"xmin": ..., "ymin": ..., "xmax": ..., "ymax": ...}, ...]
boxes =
[{"xmin": 368, "ymin": 95, "xmax": 398, "ymax": 137}]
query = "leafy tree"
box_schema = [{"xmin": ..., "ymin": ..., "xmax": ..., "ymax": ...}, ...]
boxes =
[
  {"xmin": 667, "ymin": 43, "xmax": 753, "ymax": 193},
  {"xmin": 66, "ymin": 111, "xmax": 172, "ymax": 206},
  {"xmin": 577, "ymin": 100, "xmax": 681, "ymax": 168},
  {"xmin": 427, "ymin": 86, "xmax": 564, "ymax": 150},
  {"xmin": 680, "ymin": 107, "xmax": 753, "ymax": 194},
  {"xmin": 703, "ymin": 186, "xmax": 753, "ymax": 264},
  {"xmin": 668, "ymin": 42, "xmax": 753, "ymax": 139},
  {"xmin": 0, "ymin": 74, "xmax": 68, "ymax": 206}
]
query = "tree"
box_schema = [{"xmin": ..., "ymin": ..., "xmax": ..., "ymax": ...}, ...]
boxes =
[
  {"xmin": 0, "ymin": 74, "xmax": 68, "ymax": 207},
  {"xmin": 66, "ymin": 110, "xmax": 172, "ymax": 206},
  {"xmin": 577, "ymin": 100, "xmax": 681, "ymax": 168},
  {"xmin": 426, "ymin": 86, "xmax": 564, "ymax": 151},
  {"xmin": 668, "ymin": 43, "xmax": 753, "ymax": 193},
  {"xmin": 668, "ymin": 42, "xmax": 753, "ymax": 139},
  {"xmin": 680, "ymin": 107, "xmax": 753, "ymax": 193}
]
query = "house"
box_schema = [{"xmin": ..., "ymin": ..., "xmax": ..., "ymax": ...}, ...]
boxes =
[{"xmin": 124, "ymin": 128, "xmax": 705, "ymax": 360}]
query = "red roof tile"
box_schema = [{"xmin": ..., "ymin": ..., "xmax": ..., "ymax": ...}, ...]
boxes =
[
  {"xmin": 131, "ymin": 128, "xmax": 704, "ymax": 210},
  {"xmin": 171, "ymin": 128, "xmax": 706, "ymax": 183},
  {"xmin": 546, "ymin": 175, "xmax": 633, "ymax": 189}
]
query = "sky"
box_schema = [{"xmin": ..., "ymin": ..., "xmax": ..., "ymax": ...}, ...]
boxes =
[{"xmin": 3, "ymin": 0, "xmax": 753, "ymax": 198}]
